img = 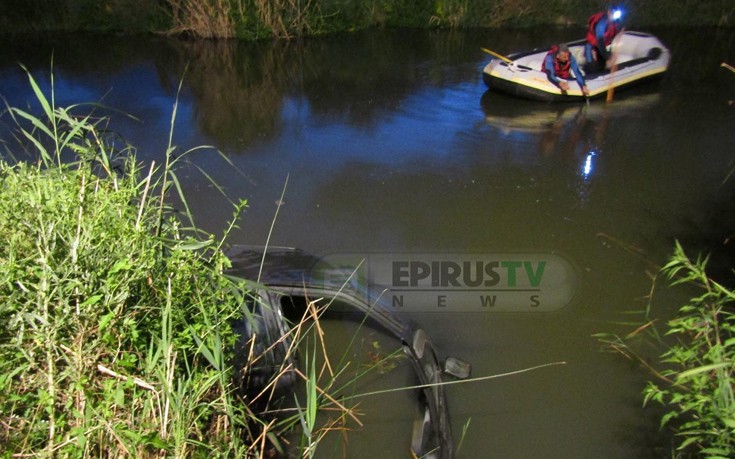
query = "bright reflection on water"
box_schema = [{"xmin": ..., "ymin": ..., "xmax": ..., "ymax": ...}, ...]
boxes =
[
  {"xmin": 1, "ymin": 27, "xmax": 735, "ymax": 458},
  {"xmin": 582, "ymin": 150, "xmax": 596, "ymax": 178}
]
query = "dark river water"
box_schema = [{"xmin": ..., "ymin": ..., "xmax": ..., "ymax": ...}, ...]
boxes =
[{"xmin": 2, "ymin": 26, "xmax": 735, "ymax": 458}]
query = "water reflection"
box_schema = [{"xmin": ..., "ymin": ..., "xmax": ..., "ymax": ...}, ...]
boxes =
[
  {"xmin": 173, "ymin": 40, "xmax": 288, "ymax": 149},
  {"xmin": 581, "ymin": 149, "xmax": 596, "ymax": 180},
  {"xmin": 480, "ymin": 90, "xmax": 663, "ymax": 207},
  {"xmin": 480, "ymin": 90, "xmax": 661, "ymax": 136},
  {"xmin": 0, "ymin": 30, "xmax": 480, "ymax": 156},
  {"xmin": 147, "ymin": 30, "xmax": 482, "ymax": 152}
]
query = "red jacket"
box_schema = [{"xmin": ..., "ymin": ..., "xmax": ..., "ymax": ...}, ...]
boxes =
[
  {"xmin": 541, "ymin": 45, "xmax": 571, "ymax": 79},
  {"xmin": 586, "ymin": 12, "xmax": 619, "ymax": 48}
]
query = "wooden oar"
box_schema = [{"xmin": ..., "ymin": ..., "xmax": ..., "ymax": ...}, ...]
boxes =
[
  {"xmin": 481, "ymin": 47, "xmax": 514, "ymax": 65},
  {"xmin": 606, "ymin": 58, "xmax": 618, "ymax": 103},
  {"xmin": 606, "ymin": 32, "xmax": 624, "ymax": 103}
]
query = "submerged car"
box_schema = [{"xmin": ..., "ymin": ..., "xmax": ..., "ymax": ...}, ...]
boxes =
[{"xmin": 227, "ymin": 245, "xmax": 469, "ymax": 459}]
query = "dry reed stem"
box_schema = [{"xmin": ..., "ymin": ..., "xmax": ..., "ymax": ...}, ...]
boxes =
[
  {"xmin": 249, "ymin": 361, "xmax": 296, "ymax": 405},
  {"xmin": 96, "ymin": 364, "xmax": 157, "ymax": 392},
  {"xmin": 293, "ymin": 368, "xmax": 363, "ymax": 427},
  {"xmin": 304, "ymin": 296, "xmax": 336, "ymax": 380},
  {"xmin": 166, "ymin": 0, "xmax": 235, "ymax": 38},
  {"xmin": 136, "ymin": 161, "xmax": 155, "ymax": 230}
]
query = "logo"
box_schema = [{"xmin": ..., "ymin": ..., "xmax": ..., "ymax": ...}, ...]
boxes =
[{"xmin": 310, "ymin": 253, "xmax": 577, "ymax": 313}]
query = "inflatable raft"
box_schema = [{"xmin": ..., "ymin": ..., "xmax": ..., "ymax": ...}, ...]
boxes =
[{"xmin": 482, "ymin": 31, "xmax": 670, "ymax": 102}]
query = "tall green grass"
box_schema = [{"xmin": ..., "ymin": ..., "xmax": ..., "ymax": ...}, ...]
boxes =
[
  {"xmin": 596, "ymin": 242, "xmax": 735, "ymax": 457},
  {"xmin": 0, "ymin": 67, "xmax": 258, "ymax": 457}
]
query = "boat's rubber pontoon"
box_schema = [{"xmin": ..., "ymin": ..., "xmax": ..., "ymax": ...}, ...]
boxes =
[{"xmin": 482, "ymin": 32, "xmax": 670, "ymax": 102}]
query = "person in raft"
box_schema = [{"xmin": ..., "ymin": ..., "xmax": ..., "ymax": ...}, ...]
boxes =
[
  {"xmin": 585, "ymin": 8, "xmax": 624, "ymax": 71},
  {"xmin": 542, "ymin": 43, "xmax": 589, "ymax": 95}
]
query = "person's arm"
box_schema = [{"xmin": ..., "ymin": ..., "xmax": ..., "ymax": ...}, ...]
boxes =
[
  {"xmin": 595, "ymin": 18, "xmax": 611, "ymax": 60},
  {"xmin": 543, "ymin": 55, "xmax": 561, "ymax": 85},
  {"xmin": 569, "ymin": 57, "xmax": 588, "ymax": 92}
]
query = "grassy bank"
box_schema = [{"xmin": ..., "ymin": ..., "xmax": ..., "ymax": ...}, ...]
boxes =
[
  {"xmin": 0, "ymin": 70, "xmax": 257, "ymax": 457},
  {"xmin": 0, "ymin": 0, "xmax": 732, "ymax": 38}
]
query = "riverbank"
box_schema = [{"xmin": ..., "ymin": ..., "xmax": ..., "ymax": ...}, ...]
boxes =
[{"xmin": 0, "ymin": 0, "xmax": 732, "ymax": 38}]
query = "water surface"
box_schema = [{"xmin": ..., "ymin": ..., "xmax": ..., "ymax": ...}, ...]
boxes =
[{"xmin": 1, "ymin": 27, "xmax": 734, "ymax": 458}]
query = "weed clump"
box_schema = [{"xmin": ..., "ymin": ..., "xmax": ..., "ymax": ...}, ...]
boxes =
[
  {"xmin": 643, "ymin": 243, "xmax": 735, "ymax": 456},
  {"xmin": 596, "ymin": 242, "xmax": 735, "ymax": 457},
  {"xmin": 0, "ymin": 70, "xmax": 254, "ymax": 457}
]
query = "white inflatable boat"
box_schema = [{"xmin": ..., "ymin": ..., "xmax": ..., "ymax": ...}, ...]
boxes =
[{"xmin": 482, "ymin": 31, "xmax": 671, "ymax": 102}]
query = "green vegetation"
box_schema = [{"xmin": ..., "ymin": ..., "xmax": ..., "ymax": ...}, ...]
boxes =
[
  {"xmin": 597, "ymin": 243, "xmax": 735, "ymax": 457},
  {"xmin": 645, "ymin": 245, "xmax": 735, "ymax": 456},
  {"xmin": 0, "ymin": 0, "xmax": 732, "ymax": 38},
  {"xmin": 0, "ymin": 68, "xmax": 256, "ymax": 457}
]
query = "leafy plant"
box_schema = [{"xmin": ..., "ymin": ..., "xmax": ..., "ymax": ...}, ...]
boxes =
[
  {"xmin": 642, "ymin": 242, "xmax": 735, "ymax": 456},
  {"xmin": 596, "ymin": 241, "xmax": 735, "ymax": 457},
  {"xmin": 0, "ymin": 66, "xmax": 254, "ymax": 457}
]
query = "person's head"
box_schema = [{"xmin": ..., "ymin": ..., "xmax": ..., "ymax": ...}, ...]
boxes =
[
  {"xmin": 607, "ymin": 7, "xmax": 623, "ymax": 23},
  {"xmin": 555, "ymin": 43, "xmax": 570, "ymax": 63}
]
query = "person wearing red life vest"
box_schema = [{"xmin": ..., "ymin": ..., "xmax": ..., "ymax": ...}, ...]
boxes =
[
  {"xmin": 585, "ymin": 8, "xmax": 624, "ymax": 71},
  {"xmin": 542, "ymin": 43, "xmax": 589, "ymax": 95}
]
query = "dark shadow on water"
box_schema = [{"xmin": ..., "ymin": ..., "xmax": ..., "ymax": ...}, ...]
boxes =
[{"xmin": 668, "ymin": 178, "xmax": 735, "ymax": 288}]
